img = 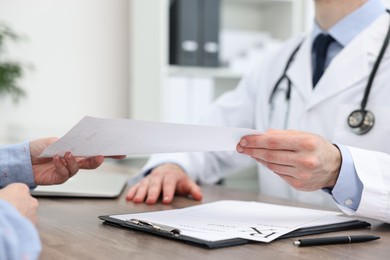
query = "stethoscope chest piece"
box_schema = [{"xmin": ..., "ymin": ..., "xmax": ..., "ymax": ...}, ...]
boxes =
[{"xmin": 347, "ymin": 110, "xmax": 375, "ymax": 135}]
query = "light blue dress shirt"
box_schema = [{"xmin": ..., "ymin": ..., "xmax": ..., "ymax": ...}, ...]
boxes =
[
  {"xmin": 312, "ymin": 0, "xmax": 386, "ymax": 210},
  {"xmin": 0, "ymin": 200, "xmax": 41, "ymax": 260},
  {"xmin": 0, "ymin": 142, "xmax": 41, "ymax": 259},
  {"xmin": 0, "ymin": 142, "xmax": 36, "ymax": 189}
]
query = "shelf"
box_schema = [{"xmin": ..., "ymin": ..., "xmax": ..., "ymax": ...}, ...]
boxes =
[
  {"xmin": 128, "ymin": 0, "xmax": 308, "ymax": 121},
  {"xmin": 168, "ymin": 65, "xmax": 244, "ymax": 80}
]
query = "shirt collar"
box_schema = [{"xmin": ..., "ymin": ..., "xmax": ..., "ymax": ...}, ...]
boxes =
[{"xmin": 312, "ymin": 0, "xmax": 386, "ymax": 47}]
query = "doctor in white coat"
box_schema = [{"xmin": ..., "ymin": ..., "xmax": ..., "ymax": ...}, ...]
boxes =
[{"xmin": 127, "ymin": 0, "xmax": 390, "ymax": 223}]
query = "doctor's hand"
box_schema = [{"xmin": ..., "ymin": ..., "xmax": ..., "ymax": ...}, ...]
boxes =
[
  {"xmin": 29, "ymin": 137, "xmax": 126, "ymax": 186},
  {"xmin": 126, "ymin": 163, "xmax": 203, "ymax": 205},
  {"xmin": 236, "ymin": 129, "xmax": 341, "ymax": 191}
]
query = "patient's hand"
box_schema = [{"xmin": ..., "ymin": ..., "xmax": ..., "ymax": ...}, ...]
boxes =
[
  {"xmin": 0, "ymin": 183, "xmax": 39, "ymax": 224},
  {"xmin": 29, "ymin": 137, "xmax": 125, "ymax": 185}
]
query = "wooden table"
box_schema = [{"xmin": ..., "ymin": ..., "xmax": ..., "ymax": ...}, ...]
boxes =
[{"xmin": 36, "ymin": 175, "xmax": 390, "ymax": 259}]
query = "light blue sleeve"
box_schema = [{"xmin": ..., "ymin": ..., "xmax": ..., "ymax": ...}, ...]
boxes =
[
  {"xmin": 0, "ymin": 200, "xmax": 42, "ymax": 260},
  {"xmin": 0, "ymin": 142, "xmax": 36, "ymax": 189},
  {"xmin": 325, "ymin": 145, "xmax": 363, "ymax": 211}
]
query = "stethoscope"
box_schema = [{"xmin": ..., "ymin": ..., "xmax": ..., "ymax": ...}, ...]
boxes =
[{"xmin": 269, "ymin": 10, "xmax": 390, "ymax": 135}]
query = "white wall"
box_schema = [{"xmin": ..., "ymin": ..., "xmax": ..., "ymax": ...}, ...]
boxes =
[
  {"xmin": 0, "ymin": 0, "xmax": 129, "ymax": 143},
  {"xmin": 128, "ymin": 0, "xmax": 168, "ymax": 121}
]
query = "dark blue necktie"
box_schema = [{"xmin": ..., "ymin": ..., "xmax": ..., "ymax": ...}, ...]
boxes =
[{"xmin": 312, "ymin": 34, "xmax": 335, "ymax": 87}]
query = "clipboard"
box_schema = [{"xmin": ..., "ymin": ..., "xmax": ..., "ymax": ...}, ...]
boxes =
[{"xmin": 99, "ymin": 200, "xmax": 371, "ymax": 249}]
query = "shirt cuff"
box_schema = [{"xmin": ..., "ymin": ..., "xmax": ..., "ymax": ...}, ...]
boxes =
[
  {"xmin": 0, "ymin": 142, "xmax": 35, "ymax": 188},
  {"xmin": 327, "ymin": 144, "xmax": 363, "ymax": 211}
]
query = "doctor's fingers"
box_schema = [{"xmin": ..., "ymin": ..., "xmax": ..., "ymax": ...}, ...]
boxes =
[
  {"xmin": 145, "ymin": 174, "xmax": 165, "ymax": 204},
  {"xmin": 126, "ymin": 174, "xmax": 180, "ymax": 204},
  {"xmin": 254, "ymin": 156, "xmax": 320, "ymax": 191},
  {"xmin": 126, "ymin": 175, "xmax": 157, "ymax": 203},
  {"xmin": 255, "ymin": 156, "xmax": 294, "ymax": 174},
  {"xmin": 176, "ymin": 180, "xmax": 203, "ymax": 201},
  {"xmin": 274, "ymin": 169, "xmax": 334, "ymax": 191},
  {"xmin": 161, "ymin": 176, "xmax": 179, "ymax": 204},
  {"xmin": 251, "ymin": 148, "xmax": 330, "ymax": 175},
  {"xmin": 239, "ymin": 147, "xmax": 299, "ymax": 167},
  {"xmin": 127, "ymin": 182, "xmax": 147, "ymax": 203},
  {"xmin": 240, "ymin": 132, "xmax": 319, "ymax": 151},
  {"xmin": 125, "ymin": 184, "xmax": 138, "ymax": 201},
  {"xmin": 273, "ymin": 172, "xmax": 316, "ymax": 191},
  {"xmin": 254, "ymin": 157, "xmax": 311, "ymax": 189},
  {"xmin": 160, "ymin": 171, "xmax": 202, "ymax": 203},
  {"xmin": 256, "ymin": 156, "xmax": 336, "ymax": 191},
  {"xmin": 134, "ymin": 174, "xmax": 166, "ymax": 204}
]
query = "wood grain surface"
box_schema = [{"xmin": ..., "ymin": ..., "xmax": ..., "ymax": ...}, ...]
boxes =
[{"xmin": 35, "ymin": 166, "xmax": 390, "ymax": 260}]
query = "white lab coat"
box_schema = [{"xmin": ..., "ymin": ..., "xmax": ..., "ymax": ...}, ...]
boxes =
[{"xmin": 144, "ymin": 13, "xmax": 390, "ymax": 222}]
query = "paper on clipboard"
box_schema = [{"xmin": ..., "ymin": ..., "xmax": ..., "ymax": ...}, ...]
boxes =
[
  {"xmin": 109, "ymin": 200, "xmax": 342, "ymax": 243},
  {"xmin": 40, "ymin": 116, "xmax": 260, "ymax": 157}
]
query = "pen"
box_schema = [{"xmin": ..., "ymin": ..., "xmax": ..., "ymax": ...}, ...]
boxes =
[
  {"xmin": 128, "ymin": 218, "xmax": 181, "ymax": 236},
  {"xmin": 293, "ymin": 235, "xmax": 380, "ymax": 247}
]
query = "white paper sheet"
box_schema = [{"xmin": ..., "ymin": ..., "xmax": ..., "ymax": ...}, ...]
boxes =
[
  {"xmin": 111, "ymin": 200, "xmax": 342, "ymax": 243},
  {"xmin": 40, "ymin": 116, "xmax": 260, "ymax": 157}
]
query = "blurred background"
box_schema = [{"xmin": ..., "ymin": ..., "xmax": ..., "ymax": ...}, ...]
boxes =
[
  {"xmin": 0, "ymin": 0, "xmax": 129, "ymax": 142},
  {"xmin": 0, "ymin": 0, "xmax": 315, "ymax": 143},
  {"xmin": 1, "ymin": 0, "xmax": 389, "ymax": 189}
]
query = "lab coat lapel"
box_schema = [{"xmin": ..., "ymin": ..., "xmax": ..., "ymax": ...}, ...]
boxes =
[
  {"xmin": 285, "ymin": 36, "xmax": 313, "ymax": 102},
  {"xmin": 307, "ymin": 36, "xmax": 370, "ymax": 108},
  {"xmin": 307, "ymin": 14, "xmax": 390, "ymax": 109}
]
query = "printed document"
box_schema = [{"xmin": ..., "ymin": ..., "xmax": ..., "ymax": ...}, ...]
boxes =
[
  {"xmin": 40, "ymin": 116, "xmax": 259, "ymax": 157},
  {"xmin": 110, "ymin": 200, "xmax": 342, "ymax": 243}
]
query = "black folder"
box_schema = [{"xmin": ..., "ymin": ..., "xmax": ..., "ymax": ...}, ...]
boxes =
[
  {"xmin": 99, "ymin": 215, "xmax": 369, "ymax": 249},
  {"xmin": 169, "ymin": 0, "xmax": 201, "ymax": 66},
  {"xmin": 99, "ymin": 200, "xmax": 370, "ymax": 249},
  {"xmin": 169, "ymin": 0, "xmax": 221, "ymax": 67},
  {"xmin": 200, "ymin": 0, "xmax": 220, "ymax": 67}
]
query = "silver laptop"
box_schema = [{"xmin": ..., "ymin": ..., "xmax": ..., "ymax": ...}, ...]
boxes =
[{"xmin": 31, "ymin": 171, "xmax": 128, "ymax": 198}]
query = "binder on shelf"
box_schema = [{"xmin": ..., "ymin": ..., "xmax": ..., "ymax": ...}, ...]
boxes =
[
  {"xmin": 169, "ymin": 0, "xmax": 221, "ymax": 67},
  {"xmin": 200, "ymin": 0, "xmax": 220, "ymax": 67},
  {"xmin": 169, "ymin": 0, "xmax": 201, "ymax": 66}
]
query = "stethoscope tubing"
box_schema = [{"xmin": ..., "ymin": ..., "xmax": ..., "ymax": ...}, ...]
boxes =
[{"xmin": 269, "ymin": 10, "xmax": 390, "ymax": 135}]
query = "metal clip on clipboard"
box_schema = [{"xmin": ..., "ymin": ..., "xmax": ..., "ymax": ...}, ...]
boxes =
[{"xmin": 127, "ymin": 218, "xmax": 181, "ymax": 237}]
